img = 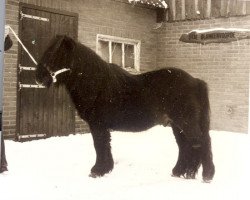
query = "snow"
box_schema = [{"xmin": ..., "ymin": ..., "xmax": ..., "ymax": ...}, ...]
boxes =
[
  {"xmin": 190, "ymin": 28, "xmax": 250, "ymax": 33},
  {"xmin": 1, "ymin": 126, "xmax": 250, "ymax": 200}
]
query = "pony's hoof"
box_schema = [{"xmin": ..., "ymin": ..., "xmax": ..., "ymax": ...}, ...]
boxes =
[
  {"xmin": 172, "ymin": 166, "xmax": 182, "ymax": 178},
  {"xmin": 184, "ymin": 170, "xmax": 197, "ymax": 179},
  {"xmin": 172, "ymin": 165, "xmax": 198, "ymax": 180},
  {"xmin": 202, "ymin": 172, "xmax": 214, "ymax": 183},
  {"xmin": 0, "ymin": 165, "xmax": 8, "ymax": 173},
  {"xmin": 89, "ymin": 172, "xmax": 101, "ymax": 178},
  {"xmin": 89, "ymin": 164, "xmax": 113, "ymax": 178},
  {"xmin": 202, "ymin": 178, "xmax": 212, "ymax": 183},
  {"xmin": 202, "ymin": 163, "xmax": 215, "ymax": 183}
]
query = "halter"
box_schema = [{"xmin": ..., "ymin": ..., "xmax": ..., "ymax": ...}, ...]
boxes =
[{"xmin": 51, "ymin": 68, "xmax": 70, "ymax": 83}]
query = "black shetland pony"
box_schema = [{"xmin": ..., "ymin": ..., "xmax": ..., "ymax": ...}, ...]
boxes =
[{"xmin": 36, "ymin": 35, "xmax": 215, "ymax": 182}]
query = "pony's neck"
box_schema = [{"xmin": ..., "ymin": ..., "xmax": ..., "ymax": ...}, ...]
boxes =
[
  {"xmin": 62, "ymin": 43, "xmax": 110, "ymax": 117},
  {"xmin": 74, "ymin": 42, "xmax": 109, "ymax": 75}
]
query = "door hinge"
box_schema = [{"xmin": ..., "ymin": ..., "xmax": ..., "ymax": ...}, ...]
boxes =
[
  {"xmin": 20, "ymin": 11, "xmax": 49, "ymax": 22},
  {"xmin": 19, "ymin": 65, "xmax": 36, "ymax": 72},
  {"xmin": 19, "ymin": 83, "xmax": 46, "ymax": 89},
  {"xmin": 18, "ymin": 134, "xmax": 47, "ymax": 141}
]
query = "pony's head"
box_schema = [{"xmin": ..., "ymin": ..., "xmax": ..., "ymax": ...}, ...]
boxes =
[{"xmin": 35, "ymin": 35, "xmax": 75, "ymax": 87}]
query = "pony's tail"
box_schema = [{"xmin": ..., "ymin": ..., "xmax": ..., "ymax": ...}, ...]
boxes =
[
  {"xmin": 197, "ymin": 79, "xmax": 215, "ymax": 182},
  {"xmin": 197, "ymin": 80, "xmax": 210, "ymax": 136}
]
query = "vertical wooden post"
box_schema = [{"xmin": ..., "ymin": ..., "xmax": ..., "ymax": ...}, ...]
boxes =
[
  {"xmin": 211, "ymin": 0, "xmax": 221, "ymax": 17},
  {"xmin": 221, "ymin": 0, "xmax": 228, "ymax": 17},
  {"xmin": 197, "ymin": 0, "xmax": 205, "ymax": 19},
  {"xmin": 229, "ymin": 0, "xmax": 237, "ymax": 16},
  {"xmin": 176, "ymin": 0, "xmax": 185, "ymax": 20},
  {"xmin": 226, "ymin": 0, "xmax": 231, "ymax": 16},
  {"xmin": 185, "ymin": 0, "xmax": 196, "ymax": 19},
  {"xmin": 181, "ymin": 0, "xmax": 185, "ymax": 20},
  {"xmin": 172, "ymin": 0, "xmax": 176, "ymax": 21},
  {"xmin": 165, "ymin": 0, "xmax": 176, "ymax": 21},
  {"xmin": 236, "ymin": 0, "xmax": 246, "ymax": 16},
  {"xmin": 247, "ymin": 1, "xmax": 250, "ymax": 15},
  {"xmin": 170, "ymin": 0, "xmax": 176, "ymax": 21},
  {"xmin": 205, "ymin": 0, "xmax": 211, "ymax": 18},
  {"xmin": 194, "ymin": 0, "xmax": 198, "ymax": 13},
  {"xmin": 242, "ymin": 1, "xmax": 247, "ymax": 15}
]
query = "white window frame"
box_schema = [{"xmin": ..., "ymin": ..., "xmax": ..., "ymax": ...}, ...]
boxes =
[{"xmin": 96, "ymin": 34, "xmax": 141, "ymax": 72}]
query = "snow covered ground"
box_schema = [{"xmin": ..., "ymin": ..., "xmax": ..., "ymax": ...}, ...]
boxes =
[{"xmin": 1, "ymin": 126, "xmax": 250, "ymax": 200}]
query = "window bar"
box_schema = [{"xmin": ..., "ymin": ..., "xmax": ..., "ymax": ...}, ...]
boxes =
[
  {"xmin": 134, "ymin": 45, "xmax": 137, "ymax": 70},
  {"xmin": 122, "ymin": 43, "xmax": 125, "ymax": 68},
  {"xmin": 109, "ymin": 41, "xmax": 112, "ymax": 63}
]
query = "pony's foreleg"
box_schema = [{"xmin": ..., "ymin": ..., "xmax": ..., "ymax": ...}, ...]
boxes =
[{"xmin": 89, "ymin": 127, "xmax": 114, "ymax": 178}]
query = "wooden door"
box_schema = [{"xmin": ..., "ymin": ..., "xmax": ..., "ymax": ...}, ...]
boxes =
[{"xmin": 17, "ymin": 4, "xmax": 78, "ymax": 140}]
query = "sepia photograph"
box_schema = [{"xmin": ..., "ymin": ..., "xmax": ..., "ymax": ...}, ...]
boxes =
[{"xmin": 0, "ymin": 0, "xmax": 249, "ymax": 199}]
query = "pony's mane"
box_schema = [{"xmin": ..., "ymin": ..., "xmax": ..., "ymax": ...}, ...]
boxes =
[
  {"xmin": 72, "ymin": 39, "xmax": 109, "ymax": 73},
  {"xmin": 70, "ymin": 37, "xmax": 135, "ymax": 83}
]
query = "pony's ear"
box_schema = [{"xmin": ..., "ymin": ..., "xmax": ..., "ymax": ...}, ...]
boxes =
[{"xmin": 62, "ymin": 35, "xmax": 75, "ymax": 51}]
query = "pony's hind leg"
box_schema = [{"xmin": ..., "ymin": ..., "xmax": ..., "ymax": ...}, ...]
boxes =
[
  {"xmin": 201, "ymin": 134, "xmax": 215, "ymax": 182},
  {"xmin": 171, "ymin": 124, "xmax": 202, "ymax": 179},
  {"xmin": 171, "ymin": 125, "xmax": 186, "ymax": 177},
  {"xmin": 89, "ymin": 126, "xmax": 114, "ymax": 178}
]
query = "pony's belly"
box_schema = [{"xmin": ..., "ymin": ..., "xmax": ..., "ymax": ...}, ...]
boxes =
[{"xmin": 109, "ymin": 114, "xmax": 156, "ymax": 132}]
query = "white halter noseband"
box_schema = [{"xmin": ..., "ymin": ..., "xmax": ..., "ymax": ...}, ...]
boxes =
[{"xmin": 51, "ymin": 68, "xmax": 70, "ymax": 83}]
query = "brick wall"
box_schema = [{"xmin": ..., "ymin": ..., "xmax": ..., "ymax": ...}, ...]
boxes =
[
  {"xmin": 156, "ymin": 17, "xmax": 250, "ymax": 133},
  {"xmin": 4, "ymin": 0, "xmax": 249, "ymax": 136},
  {"xmin": 3, "ymin": 0, "xmax": 19, "ymax": 137},
  {"xmin": 4, "ymin": 0, "xmax": 157, "ymax": 136}
]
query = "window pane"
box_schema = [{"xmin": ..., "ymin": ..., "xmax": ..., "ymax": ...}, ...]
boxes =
[
  {"xmin": 125, "ymin": 44, "xmax": 134, "ymax": 69},
  {"xmin": 112, "ymin": 42, "xmax": 122, "ymax": 66},
  {"xmin": 99, "ymin": 40, "xmax": 109, "ymax": 62},
  {"xmin": 97, "ymin": 35, "xmax": 140, "ymax": 73}
]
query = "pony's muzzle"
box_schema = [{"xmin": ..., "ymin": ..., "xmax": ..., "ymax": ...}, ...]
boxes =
[
  {"xmin": 35, "ymin": 69, "xmax": 53, "ymax": 88},
  {"xmin": 35, "ymin": 75, "xmax": 53, "ymax": 88}
]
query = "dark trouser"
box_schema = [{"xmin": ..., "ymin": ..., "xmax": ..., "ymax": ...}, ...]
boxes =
[{"xmin": 0, "ymin": 135, "xmax": 8, "ymax": 173}]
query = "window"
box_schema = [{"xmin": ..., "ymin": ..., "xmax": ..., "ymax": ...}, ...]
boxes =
[{"xmin": 96, "ymin": 34, "xmax": 141, "ymax": 73}]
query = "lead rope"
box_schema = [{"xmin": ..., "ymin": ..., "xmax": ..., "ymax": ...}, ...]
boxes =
[
  {"xmin": 7, "ymin": 25, "xmax": 38, "ymax": 65},
  {"xmin": 7, "ymin": 26, "xmax": 72, "ymax": 83},
  {"xmin": 1, "ymin": 26, "xmax": 37, "ymax": 169}
]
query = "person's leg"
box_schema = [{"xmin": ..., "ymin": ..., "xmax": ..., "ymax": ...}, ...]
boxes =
[{"xmin": 0, "ymin": 135, "xmax": 8, "ymax": 173}]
